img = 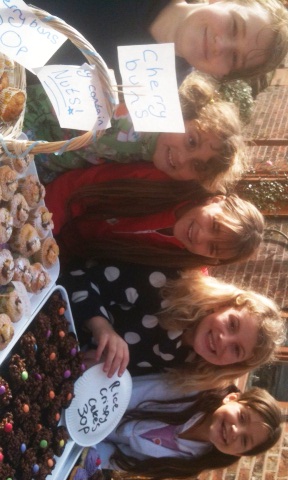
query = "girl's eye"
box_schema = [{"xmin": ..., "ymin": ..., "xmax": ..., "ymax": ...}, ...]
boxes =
[
  {"xmin": 233, "ymin": 19, "xmax": 238, "ymax": 37},
  {"xmin": 193, "ymin": 160, "xmax": 207, "ymax": 173},
  {"xmin": 212, "ymin": 219, "xmax": 220, "ymax": 232},
  {"xmin": 241, "ymin": 435, "xmax": 247, "ymax": 449},
  {"xmin": 232, "ymin": 51, "xmax": 238, "ymax": 70},
  {"xmin": 232, "ymin": 344, "xmax": 240, "ymax": 359},
  {"xmin": 188, "ymin": 136, "xmax": 197, "ymax": 149},
  {"xmin": 239, "ymin": 411, "xmax": 246, "ymax": 424},
  {"xmin": 229, "ymin": 318, "xmax": 236, "ymax": 331}
]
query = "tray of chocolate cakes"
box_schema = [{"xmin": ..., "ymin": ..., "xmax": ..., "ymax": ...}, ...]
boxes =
[
  {"xmin": 0, "ymin": 154, "xmax": 60, "ymax": 359},
  {"xmin": 0, "ymin": 285, "xmax": 86, "ymax": 479}
]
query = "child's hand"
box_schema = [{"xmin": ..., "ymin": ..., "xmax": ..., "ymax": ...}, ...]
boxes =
[{"xmin": 85, "ymin": 316, "xmax": 130, "ymax": 378}]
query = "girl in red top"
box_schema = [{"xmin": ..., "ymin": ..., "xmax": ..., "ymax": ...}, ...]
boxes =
[{"xmin": 45, "ymin": 162, "xmax": 264, "ymax": 270}]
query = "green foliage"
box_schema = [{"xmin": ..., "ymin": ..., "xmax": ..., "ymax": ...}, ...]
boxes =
[
  {"xmin": 219, "ymin": 79, "xmax": 254, "ymax": 124},
  {"xmin": 239, "ymin": 176, "xmax": 288, "ymax": 213}
]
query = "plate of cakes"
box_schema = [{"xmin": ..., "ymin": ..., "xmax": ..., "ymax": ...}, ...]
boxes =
[
  {"xmin": 0, "ymin": 286, "xmax": 85, "ymax": 479},
  {"xmin": 0, "ymin": 152, "xmax": 60, "ymax": 358}
]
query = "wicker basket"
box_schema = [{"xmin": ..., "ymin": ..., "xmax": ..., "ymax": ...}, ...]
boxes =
[{"xmin": 0, "ymin": 5, "xmax": 115, "ymax": 158}]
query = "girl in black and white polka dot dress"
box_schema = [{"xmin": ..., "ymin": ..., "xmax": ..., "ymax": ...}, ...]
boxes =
[
  {"xmin": 59, "ymin": 262, "xmax": 190, "ymax": 377},
  {"xmin": 58, "ymin": 261, "xmax": 285, "ymax": 391}
]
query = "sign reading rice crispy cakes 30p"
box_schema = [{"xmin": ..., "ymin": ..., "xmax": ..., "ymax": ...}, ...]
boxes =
[{"xmin": 65, "ymin": 364, "xmax": 132, "ymax": 446}]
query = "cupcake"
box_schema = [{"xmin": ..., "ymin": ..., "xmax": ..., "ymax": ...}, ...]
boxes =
[
  {"xmin": 18, "ymin": 175, "xmax": 45, "ymax": 208},
  {"xmin": 31, "ymin": 427, "xmax": 53, "ymax": 453},
  {"xmin": 18, "ymin": 332, "xmax": 38, "ymax": 367},
  {"xmin": 42, "ymin": 290, "xmax": 67, "ymax": 317},
  {"xmin": 0, "ymin": 71, "xmax": 9, "ymax": 91},
  {"xmin": 2, "ymin": 427, "xmax": 27, "ymax": 469},
  {"xmin": 52, "ymin": 425, "xmax": 69, "ymax": 457},
  {"xmin": 36, "ymin": 376, "xmax": 56, "ymax": 409},
  {"xmin": 0, "ymin": 461, "xmax": 15, "ymax": 479},
  {"xmin": 38, "ymin": 344, "xmax": 59, "ymax": 375},
  {"xmin": 33, "ymin": 237, "xmax": 59, "ymax": 269},
  {"xmin": 0, "ymin": 313, "xmax": 14, "ymax": 350},
  {"xmin": 12, "ymin": 256, "xmax": 32, "ymax": 288},
  {"xmin": 28, "ymin": 206, "xmax": 54, "ymax": 239},
  {"xmin": 0, "ymin": 165, "xmax": 18, "ymax": 201},
  {"xmin": 0, "ymin": 207, "xmax": 13, "ymax": 243},
  {"xmin": 0, "ymin": 86, "xmax": 26, "ymax": 123},
  {"xmin": 42, "ymin": 398, "xmax": 62, "ymax": 429},
  {"xmin": 8, "ymin": 354, "xmax": 29, "ymax": 390},
  {"xmin": 9, "ymin": 223, "xmax": 41, "ymax": 257},
  {"xmin": 31, "ymin": 312, "xmax": 52, "ymax": 348},
  {"xmin": 0, "ymin": 411, "xmax": 14, "ymax": 436},
  {"xmin": 57, "ymin": 379, "xmax": 74, "ymax": 409},
  {"xmin": 20, "ymin": 447, "xmax": 42, "ymax": 480},
  {"xmin": 37, "ymin": 448, "xmax": 56, "ymax": 476},
  {"xmin": 0, "ymin": 377, "xmax": 12, "ymax": 407},
  {"xmin": 0, "ymin": 249, "xmax": 14, "ymax": 285},
  {"xmin": 13, "ymin": 396, "xmax": 41, "ymax": 435},
  {"xmin": 2, "ymin": 54, "xmax": 14, "ymax": 72},
  {"xmin": 8, "ymin": 193, "xmax": 30, "ymax": 228},
  {"xmin": 22, "ymin": 368, "xmax": 44, "ymax": 403},
  {"xmin": 2, "ymin": 154, "xmax": 33, "ymax": 174},
  {"xmin": 25, "ymin": 263, "xmax": 51, "ymax": 294},
  {"xmin": 0, "ymin": 282, "xmax": 30, "ymax": 322}
]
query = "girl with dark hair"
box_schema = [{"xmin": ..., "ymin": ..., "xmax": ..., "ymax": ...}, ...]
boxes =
[
  {"xmin": 46, "ymin": 162, "xmax": 265, "ymax": 270},
  {"xmin": 92, "ymin": 375, "xmax": 283, "ymax": 479}
]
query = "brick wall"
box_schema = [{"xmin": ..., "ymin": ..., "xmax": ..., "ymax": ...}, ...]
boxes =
[
  {"xmin": 210, "ymin": 217, "xmax": 288, "ymax": 307},
  {"xmin": 198, "ymin": 70, "xmax": 288, "ymax": 480}
]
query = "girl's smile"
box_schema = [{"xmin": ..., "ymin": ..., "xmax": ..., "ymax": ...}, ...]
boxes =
[
  {"xmin": 209, "ymin": 394, "xmax": 269, "ymax": 455},
  {"xmin": 173, "ymin": 196, "xmax": 235, "ymax": 258},
  {"xmin": 174, "ymin": 1, "xmax": 275, "ymax": 77},
  {"xmin": 153, "ymin": 120, "xmax": 222, "ymax": 181},
  {"xmin": 183, "ymin": 306, "xmax": 259, "ymax": 365}
]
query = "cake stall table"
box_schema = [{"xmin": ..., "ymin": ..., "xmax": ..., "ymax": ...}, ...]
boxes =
[
  {"xmin": 0, "ymin": 2, "xmax": 120, "ymax": 476},
  {"xmin": 0, "ymin": 285, "xmax": 82, "ymax": 480}
]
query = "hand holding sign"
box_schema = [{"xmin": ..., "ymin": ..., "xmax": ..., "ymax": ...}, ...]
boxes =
[
  {"xmin": 118, "ymin": 43, "xmax": 185, "ymax": 133},
  {"xmin": 65, "ymin": 364, "xmax": 132, "ymax": 446}
]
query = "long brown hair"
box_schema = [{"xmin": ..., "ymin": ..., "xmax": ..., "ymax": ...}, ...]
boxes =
[
  {"xmin": 58, "ymin": 179, "xmax": 264, "ymax": 269},
  {"xmin": 110, "ymin": 386, "xmax": 282, "ymax": 479}
]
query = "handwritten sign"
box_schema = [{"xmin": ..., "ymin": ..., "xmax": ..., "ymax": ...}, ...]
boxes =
[
  {"xmin": 37, "ymin": 63, "xmax": 111, "ymax": 131},
  {"xmin": 0, "ymin": 0, "xmax": 67, "ymax": 72},
  {"xmin": 118, "ymin": 43, "xmax": 185, "ymax": 133},
  {"xmin": 65, "ymin": 364, "xmax": 132, "ymax": 446},
  {"xmin": 77, "ymin": 380, "xmax": 120, "ymax": 435}
]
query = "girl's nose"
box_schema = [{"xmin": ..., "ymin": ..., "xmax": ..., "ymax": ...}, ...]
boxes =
[
  {"xmin": 178, "ymin": 151, "xmax": 189, "ymax": 167},
  {"xmin": 230, "ymin": 424, "xmax": 238, "ymax": 442},
  {"xmin": 214, "ymin": 35, "xmax": 231, "ymax": 56}
]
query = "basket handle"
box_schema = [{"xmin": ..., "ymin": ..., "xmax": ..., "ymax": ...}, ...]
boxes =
[{"xmin": 3, "ymin": 5, "xmax": 115, "ymax": 157}]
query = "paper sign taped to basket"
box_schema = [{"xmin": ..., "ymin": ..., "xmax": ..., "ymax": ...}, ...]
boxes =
[
  {"xmin": 37, "ymin": 63, "xmax": 111, "ymax": 131},
  {"xmin": 0, "ymin": 0, "xmax": 67, "ymax": 71},
  {"xmin": 65, "ymin": 364, "xmax": 132, "ymax": 446},
  {"xmin": 118, "ymin": 43, "xmax": 185, "ymax": 133}
]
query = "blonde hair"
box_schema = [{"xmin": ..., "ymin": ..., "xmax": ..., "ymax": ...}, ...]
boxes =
[
  {"xmin": 160, "ymin": 270, "xmax": 286, "ymax": 391},
  {"xmin": 179, "ymin": 72, "xmax": 248, "ymax": 192},
  {"xmin": 220, "ymin": 0, "xmax": 288, "ymax": 80}
]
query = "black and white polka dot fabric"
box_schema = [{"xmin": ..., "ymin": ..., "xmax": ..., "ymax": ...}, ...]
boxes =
[{"xmin": 58, "ymin": 262, "xmax": 191, "ymax": 376}]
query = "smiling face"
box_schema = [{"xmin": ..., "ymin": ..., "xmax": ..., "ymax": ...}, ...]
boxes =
[
  {"xmin": 209, "ymin": 394, "xmax": 269, "ymax": 455},
  {"xmin": 187, "ymin": 306, "xmax": 259, "ymax": 366},
  {"xmin": 174, "ymin": 1, "xmax": 275, "ymax": 77},
  {"xmin": 152, "ymin": 121, "xmax": 223, "ymax": 181},
  {"xmin": 173, "ymin": 196, "xmax": 236, "ymax": 258}
]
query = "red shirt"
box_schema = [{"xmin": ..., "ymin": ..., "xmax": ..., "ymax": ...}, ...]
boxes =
[{"xmin": 45, "ymin": 162, "xmax": 185, "ymax": 249}]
